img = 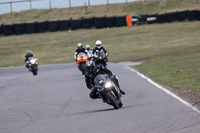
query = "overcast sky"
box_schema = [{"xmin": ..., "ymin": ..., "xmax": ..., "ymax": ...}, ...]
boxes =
[{"xmin": 0, "ymin": 0, "xmax": 138, "ymax": 14}]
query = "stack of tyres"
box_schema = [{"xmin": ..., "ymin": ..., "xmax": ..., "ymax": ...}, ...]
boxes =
[
  {"xmin": 115, "ymin": 16, "xmax": 126, "ymax": 27},
  {"xmin": 25, "ymin": 22, "xmax": 36, "ymax": 34},
  {"xmin": 138, "ymin": 15, "xmax": 147, "ymax": 25},
  {"xmin": 36, "ymin": 21, "xmax": 48, "ymax": 33},
  {"xmin": 13, "ymin": 23, "xmax": 25, "ymax": 35},
  {"xmin": 58, "ymin": 20, "xmax": 71, "ymax": 31},
  {"xmin": 94, "ymin": 17, "xmax": 106, "ymax": 29},
  {"xmin": 147, "ymin": 14, "xmax": 157, "ymax": 24},
  {"xmin": 82, "ymin": 18, "xmax": 94, "ymax": 29},
  {"xmin": 2, "ymin": 24, "xmax": 13, "ymax": 36},
  {"xmin": 0, "ymin": 25, "xmax": 2, "ymax": 35},
  {"xmin": 71, "ymin": 19, "xmax": 83, "ymax": 30},
  {"xmin": 105, "ymin": 16, "xmax": 116, "ymax": 28},
  {"xmin": 197, "ymin": 10, "xmax": 200, "ymax": 20},
  {"xmin": 157, "ymin": 13, "xmax": 167, "ymax": 23},
  {"xmin": 48, "ymin": 21, "xmax": 59, "ymax": 32},
  {"xmin": 132, "ymin": 16, "xmax": 138, "ymax": 25},
  {"xmin": 166, "ymin": 12, "xmax": 177, "ymax": 23},
  {"xmin": 187, "ymin": 10, "xmax": 197, "ymax": 21},
  {"xmin": 177, "ymin": 10, "xmax": 187, "ymax": 21}
]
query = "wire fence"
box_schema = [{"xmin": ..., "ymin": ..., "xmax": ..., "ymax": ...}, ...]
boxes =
[{"xmin": 0, "ymin": 0, "xmax": 139, "ymax": 14}]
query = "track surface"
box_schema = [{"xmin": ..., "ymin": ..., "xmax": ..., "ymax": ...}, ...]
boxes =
[{"xmin": 0, "ymin": 63, "xmax": 200, "ymax": 133}]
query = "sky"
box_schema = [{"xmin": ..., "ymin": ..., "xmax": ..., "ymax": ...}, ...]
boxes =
[{"xmin": 0, "ymin": 0, "xmax": 138, "ymax": 15}]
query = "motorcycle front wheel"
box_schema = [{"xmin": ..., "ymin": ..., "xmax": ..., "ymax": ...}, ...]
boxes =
[{"xmin": 106, "ymin": 92, "xmax": 119, "ymax": 109}]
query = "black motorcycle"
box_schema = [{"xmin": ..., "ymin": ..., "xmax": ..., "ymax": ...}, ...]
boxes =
[
  {"xmin": 94, "ymin": 74, "xmax": 123, "ymax": 109},
  {"xmin": 27, "ymin": 57, "xmax": 38, "ymax": 76},
  {"xmin": 93, "ymin": 52, "xmax": 108, "ymax": 68}
]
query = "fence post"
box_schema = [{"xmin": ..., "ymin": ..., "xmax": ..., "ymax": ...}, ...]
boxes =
[
  {"xmin": 49, "ymin": 0, "xmax": 52, "ymax": 10},
  {"xmin": 84, "ymin": 2, "xmax": 87, "ymax": 12},
  {"xmin": 107, "ymin": 0, "xmax": 109, "ymax": 5},
  {"xmin": 10, "ymin": 2, "xmax": 13, "ymax": 14},
  {"xmin": 69, "ymin": 0, "xmax": 71, "ymax": 8},
  {"xmin": 29, "ymin": 0, "xmax": 32, "ymax": 11}
]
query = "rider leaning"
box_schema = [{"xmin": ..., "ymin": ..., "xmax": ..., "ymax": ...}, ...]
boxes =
[
  {"xmin": 74, "ymin": 43, "xmax": 87, "ymax": 60},
  {"xmin": 93, "ymin": 40, "xmax": 108, "ymax": 57},
  {"xmin": 25, "ymin": 50, "xmax": 34, "ymax": 68},
  {"xmin": 85, "ymin": 61, "xmax": 125, "ymax": 99}
]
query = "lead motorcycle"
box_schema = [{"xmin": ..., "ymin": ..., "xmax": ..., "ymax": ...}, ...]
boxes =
[
  {"xmin": 76, "ymin": 52, "xmax": 88, "ymax": 74},
  {"xmin": 27, "ymin": 57, "xmax": 38, "ymax": 76},
  {"xmin": 94, "ymin": 74, "xmax": 123, "ymax": 109}
]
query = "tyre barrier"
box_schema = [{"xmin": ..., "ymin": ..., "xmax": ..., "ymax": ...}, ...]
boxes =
[
  {"xmin": 25, "ymin": 22, "xmax": 36, "ymax": 34},
  {"xmin": 71, "ymin": 19, "xmax": 83, "ymax": 30},
  {"xmin": 1, "ymin": 10, "xmax": 200, "ymax": 36},
  {"xmin": 166, "ymin": 12, "xmax": 177, "ymax": 23},
  {"xmin": 177, "ymin": 10, "xmax": 187, "ymax": 21},
  {"xmin": 82, "ymin": 18, "xmax": 94, "ymax": 29},
  {"xmin": 48, "ymin": 21, "xmax": 59, "ymax": 32},
  {"xmin": 94, "ymin": 17, "xmax": 106, "ymax": 29},
  {"xmin": 147, "ymin": 14, "xmax": 157, "ymax": 24},
  {"xmin": 187, "ymin": 10, "xmax": 197, "ymax": 21},
  {"xmin": 115, "ymin": 16, "xmax": 127, "ymax": 27},
  {"xmin": 105, "ymin": 16, "xmax": 116, "ymax": 27},
  {"xmin": 58, "ymin": 20, "xmax": 71, "ymax": 31},
  {"xmin": 2, "ymin": 24, "xmax": 14, "ymax": 36},
  {"xmin": 13, "ymin": 23, "xmax": 25, "ymax": 35}
]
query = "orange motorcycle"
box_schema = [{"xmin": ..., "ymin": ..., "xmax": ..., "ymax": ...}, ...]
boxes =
[{"xmin": 76, "ymin": 52, "xmax": 88, "ymax": 74}]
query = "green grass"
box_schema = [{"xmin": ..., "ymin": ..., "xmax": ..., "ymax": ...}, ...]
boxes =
[
  {"xmin": 0, "ymin": 21, "xmax": 200, "ymax": 91},
  {"xmin": 0, "ymin": 0, "xmax": 200, "ymax": 24}
]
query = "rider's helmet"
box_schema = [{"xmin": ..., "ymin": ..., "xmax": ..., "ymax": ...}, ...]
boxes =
[
  {"xmin": 95, "ymin": 40, "xmax": 102, "ymax": 49},
  {"xmin": 27, "ymin": 50, "xmax": 32, "ymax": 54},
  {"xmin": 77, "ymin": 43, "xmax": 82, "ymax": 49},
  {"xmin": 86, "ymin": 60, "xmax": 95, "ymax": 71},
  {"xmin": 85, "ymin": 44, "xmax": 90, "ymax": 50}
]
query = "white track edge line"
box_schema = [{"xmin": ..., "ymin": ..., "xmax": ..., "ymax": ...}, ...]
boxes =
[{"xmin": 125, "ymin": 66, "xmax": 200, "ymax": 114}]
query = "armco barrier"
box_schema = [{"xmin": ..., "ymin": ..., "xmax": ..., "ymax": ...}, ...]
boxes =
[
  {"xmin": 71, "ymin": 19, "xmax": 83, "ymax": 30},
  {"xmin": 187, "ymin": 10, "xmax": 197, "ymax": 21},
  {"xmin": 105, "ymin": 16, "xmax": 116, "ymax": 27},
  {"xmin": 2, "ymin": 24, "xmax": 14, "ymax": 36},
  {"xmin": 166, "ymin": 12, "xmax": 177, "ymax": 23},
  {"xmin": 48, "ymin": 21, "xmax": 59, "ymax": 32},
  {"xmin": 36, "ymin": 21, "xmax": 48, "ymax": 33},
  {"xmin": 177, "ymin": 10, "xmax": 187, "ymax": 21},
  {"xmin": 115, "ymin": 16, "xmax": 126, "ymax": 27},
  {"xmin": 157, "ymin": 13, "xmax": 167, "ymax": 23},
  {"xmin": 25, "ymin": 22, "xmax": 36, "ymax": 34},
  {"xmin": 94, "ymin": 17, "xmax": 106, "ymax": 29},
  {"xmin": 82, "ymin": 18, "xmax": 94, "ymax": 29},
  {"xmin": 147, "ymin": 14, "xmax": 157, "ymax": 24},
  {"xmin": 13, "ymin": 23, "xmax": 25, "ymax": 35},
  {"xmin": 58, "ymin": 20, "xmax": 71, "ymax": 31}
]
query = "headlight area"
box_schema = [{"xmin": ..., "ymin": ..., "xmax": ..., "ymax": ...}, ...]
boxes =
[
  {"xmin": 105, "ymin": 81, "xmax": 112, "ymax": 88},
  {"xmin": 30, "ymin": 59, "xmax": 36, "ymax": 64}
]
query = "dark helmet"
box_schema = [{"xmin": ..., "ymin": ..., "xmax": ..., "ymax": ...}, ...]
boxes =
[{"xmin": 86, "ymin": 60, "xmax": 95, "ymax": 71}]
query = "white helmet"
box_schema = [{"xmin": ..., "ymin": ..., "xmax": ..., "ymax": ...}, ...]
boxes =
[
  {"xmin": 77, "ymin": 43, "xmax": 82, "ymax": 48},
  {"xmin": 95, "ymin": 40, "xmax": 102, "ymax": 48}
]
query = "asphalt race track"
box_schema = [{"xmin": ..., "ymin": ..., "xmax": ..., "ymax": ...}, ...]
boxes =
[{"xmin": 0, "ymin": 63, "xmax": 200, "ymax": 133}]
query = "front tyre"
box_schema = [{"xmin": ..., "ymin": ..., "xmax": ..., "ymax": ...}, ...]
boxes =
[{"xmin": 106, "ymin": 92, "xmax": 119, "ymax": 109}]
